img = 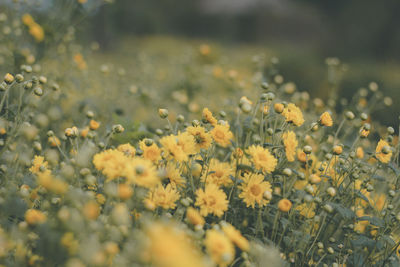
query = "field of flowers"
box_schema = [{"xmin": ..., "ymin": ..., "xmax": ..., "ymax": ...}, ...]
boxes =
[{"xmin": 0, "ymin": 1, "xmax": 400, "ymax": 267}]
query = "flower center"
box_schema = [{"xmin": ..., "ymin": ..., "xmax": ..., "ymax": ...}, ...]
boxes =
[
  {"xmin": 250, "ymin": 185, "xmax": 261, "ymax": 196},
  {"xmin": 215, "ymin": 131, "xmax": 225, "ymax": 139}
]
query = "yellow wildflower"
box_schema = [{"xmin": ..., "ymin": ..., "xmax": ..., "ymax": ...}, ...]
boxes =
[
  {"xmin": 202, "ymin": 108, "xmax": 218, "ymax": 126},
  {"xmin": 278, "ymin": 198, "xmax": 292, "ymax": 212},
  {"xmin": 117, "ymin": 143, "xmax": 136, "ymax": 157},
  {"xmin": 204, "ymin": 229, "xmax": 234, "ymax": 267},
  {"xmin": 195, "ymin": 184, "xmax": 228, "ymax": 217},
  {"xmin": 319, "ymin": 112, "xmax": 333, "ymax": 127},
  {"xmin": 145, "ymin": 184, "xmax": 180, "ymax": 210},
  {"xmin": 139, "ymin": 140, "xmax": 161, "ymax": 162},
  {"xmin": 29, "ymin": 155, "xmax": 48, "ymax": 174},
  {"xmin": 143, "ymin": 222, "xmax": 205, "ymax": 267},
  {"xmin": 187, "ymin": 126, "xmax": 212, "ymax": 151},
  {"xmin": 247, "ymin": 145, "xmax": 277, "ymax": 173},
  {"xmin": 186, "ymin": 207, "xmax": 205, "ymax": 227},
  {"xmin": 201, "ymin": 159, "xmax": 234, "ymax": 187},
  {"xmin": 239, "ymin": 173, "xmax": 272, "ymax": 208},
  {"xmin": 282, "ymin": 103, "xmax": 304, "ymax": 126},
  {"xmin": 375, "ymin": 139, "xmax": 392, "ymax": 163},
  {"xmin": 222, "ymin": 223, "xmax": 249, "ymax": 251},
  {"xmin": 211, "ymin": 124, "xmax": 234, "ymax": 148},
  {"xmin": 165, "ymin": 163, "xmax": 186, "ymax": 188}
]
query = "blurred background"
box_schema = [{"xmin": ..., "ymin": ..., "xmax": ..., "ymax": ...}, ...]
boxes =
[
  {"xmin": 89, "ymin": 0, "xmax": 400, "ymax": 121},
  {"xmin": 1, "ymin": 0, "xmax": 399, "ymax": 125}
]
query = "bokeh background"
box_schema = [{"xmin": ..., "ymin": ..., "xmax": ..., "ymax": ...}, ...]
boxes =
[
  {"xmin": 2, "ymin": 0, "xmax": 399, "ymax": 125},
  {"xmin": 88, "ymin": 0, "xmax": 400, "ymax": 124}
]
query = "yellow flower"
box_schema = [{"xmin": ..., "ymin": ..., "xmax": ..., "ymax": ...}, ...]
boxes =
[
  {"xmin": 118, "ymin": 184, "xmax": 133, "ymax": 200},
  {"xmin": 319, "ymin": 112, "xmax": 333, "ymax": 127},
  {"xmin": 29, "ymin": 155, "xmax": 48, "ymax": 174},
  {"xmin": 25, "ymin": 209, "xmax": 46, "ymax": 225},
  {"xmin": 29, "ymin": 23, "xmax": 45, "ymax": 42},
  {"xmin": 177, "ymin": 131, "xmax": 197, "ymax": 155},
  {"xmin": 164, "ymin": 163, "xmax": 186, "ymax": 188},
  {"xmin": 139, "ymin": 140, "xmax": 161, "ymax": 162},
  {"xmin": 222, "ymin": 223, "xmax": 249, "ymax": 251},
  {"xmin": 61, "ymin": 232, "xmax": 79, "ymax": 255},
  {"xmin": 145, "ymin": 184, "xmax": 180, "ymax": 210},
  {"xmin": 160, "ymin": 133, "xmax": 196, "ymax": 162},
  {"xmin": 204, "ymin": 229, "xmax": 234, "ymax": 267},
  {"xmin": 247, "ymin": 145, "xmax": 277, "ymax": 173},
  {"xmin": 282, "ymin": 131, "xmax": 298, "ymax": 162},
  {"xmin": 22, "ymin": 14, "xmax": 35, "ymax": 26},
  {"xmin": 211, "ymin": 124, "xmax": 234, "ymax": 148},
  {"xmin": 128, "ymin": 157, "xmax": 160, "ymax": 188},
  {"xmin": 278, "ymin": 198, "xmax": 292, "ymax": 212},
  {"xmin": 83, "ymin": 201, "xmax": 100, "ymax": 220},
  {"xmin": 48, "ymin": 136, "xmax": 61, "ymax": 147},
  {"xmin": 186, "ymin": 207, "xmax": 205, "ymax": 227},
  {"xmin": 202, "ymin": 107, "xmax": 218, "ymax": 126},
  {"xmin": 93, "ymin": 149, "xmax": 130, "ymax": 181},
  {"xmin": 274, "ymin": 103, "xmax": 284, "ymax": 113},
  {"xmin": 201, "ymin": 159, "xmax": 234, "ymax": 187},
  {"xmin": 117, "ymin": 143, "xmax": 136, "ymax": 157},
  {"xmin": 295, "ymin": 203, "xmax": 316, "ymax": 218},
  {"xmin": 282, "ymin": 103, "xmax": 304, "ymax": 126},
  {"xmin": 89, "ymin": 119, "xmax": 100, "ymax": 130},
  {"xmin": 195, "ymin": 184, "xmax": 228, "ymax": 217},
  {"xmin": 375, "ymin": 139, "xmax": 392, "ymax": 163},
  {"xmin": 37, "ymin": 170, "xmax": 68, "ymax": 195},
  {"xmin": 239, "ymin": 173, "xmax": 272, "ymax": 208},
  {"xmin": 187, "ymin": 126, "xmax": 212, "ymax": 151},
  {"xmin": 143, "ymin": 222, "xmax": 205, "ymax": 267},
  {"xmin": 360, "ymin": 129, "xmax": 370, "ymax": 138}
]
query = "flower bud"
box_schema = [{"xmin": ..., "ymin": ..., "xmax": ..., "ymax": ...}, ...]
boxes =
[
  {"xmin": 158, "ymin": 108, "xmax": 169, "ymax": 119},
  {"xmin": 112, "ymin": 124, "xmax": 124, "ymax": 133},
  {"xmin": 15, "ymin": 74, "xmax": 24, "ymax": 83},
  {"xmin": 303, "ymin": 145, "xmax": 312, "ymax": 154},
  {"xmin": 274, "ymin": 103, "xmax": 284, "ymax": 113},
  {"xmin": 360, "ymin": 113, "xmax": 368, "ymax": 121},
  {"xmin": 327, "ymin": 187, "xmax": 336, "ymax": 197},
  {"xmin": 345, "ymin": 111, "xmax": 355, "ymax": 120},
  {"xmin": 4, "ymin": 73, "xmax": 14, "ymax": 84},
  {"xmin": 324, "ymin": 204, "xmax": 334, "ymax": 213},
  {"xmin": 333, "ymin": 145, "xmax": 343, "ymax": 155}
]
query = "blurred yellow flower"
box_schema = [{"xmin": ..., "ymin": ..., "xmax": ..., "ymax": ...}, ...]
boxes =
[
  {"xmin": 195, "ymin": 183, "xmax": 228, "ymax": 217},
  {"xmin": 187, "ymin": 126, "xmax": 212, "ymax": 151},
  {"xmin": 282, "ymin": 103, "xmax": 304, "ymax": 126},
  {"xmin": 204, "ymin": 229, "xmax": 234, "ymax": 267},
  {"xmin": 186, "ymin": 207, "xmax": 205, "ymax": 227},
  {"xmin": 222, "ymin": 223, "xmax": 249, "ymax": 251},
  {"xmin": 139, "ymin": 140, "xmax": 161, "ymax": 162},
  {"xmin": 29, "ymin": 155, "xmax": 48, "ymax": 174},
  {"xmin": 25, "ymin": 209, "xmax": 46, "ymax": 225},
  {"xmin": 143, "ymin": 222, "xmax": 205, "ymax": 267},
  {"xmin": 319, "ymin": 112, "xmax": 333, "ymax": 127},
  {"xmin": 375, "ymin": 139, "xmax": 392, "ymax": 163},
  {"xmin": 282, "ymin": 131, "xmax": 298, "ymax": 162},
  {"xmin": 202, "ymin": 108, "xmax": 218, "ymax": 126}
]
